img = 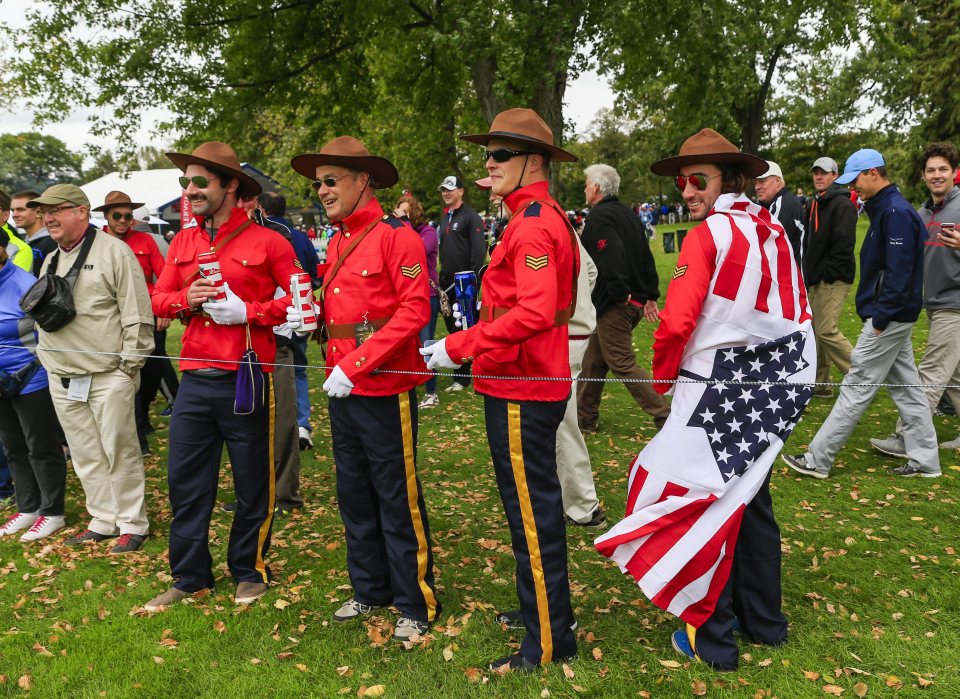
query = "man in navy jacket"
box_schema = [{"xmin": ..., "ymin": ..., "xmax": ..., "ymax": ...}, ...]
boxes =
[{"xmin": 783, "ymin": 149, "xmax": 941, "ymax": 478}]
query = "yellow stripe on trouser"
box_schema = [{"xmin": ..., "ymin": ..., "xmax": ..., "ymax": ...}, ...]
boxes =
[
  {"xmin": 255, "ymin": 374, "xmax": 276, "ymax": 582},
  {"xmin": 507, "ymin": 402, "xmax": 553, "ymax": 663},
  {"xmin": 399, "ymin": 392, "xmax": 438, "ymax": 621},
  {"xmin": 686, "ymin": 623, "xmax": 701, "ymax": 661}
]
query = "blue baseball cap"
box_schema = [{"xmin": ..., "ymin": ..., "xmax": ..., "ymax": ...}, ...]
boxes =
[{"xmin": 836, "ymin": 149, "xmax": 886, "ymax": 185}]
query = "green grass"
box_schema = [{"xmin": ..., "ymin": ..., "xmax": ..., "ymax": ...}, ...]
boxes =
[{"xmin": 1, "ymin": 218, "xmax": 957, "ymax": 698}]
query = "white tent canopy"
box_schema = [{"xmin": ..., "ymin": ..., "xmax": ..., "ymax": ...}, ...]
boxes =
[{"xmin": 81, "ymin": 169, "xmax": 183, "ymax": 218}]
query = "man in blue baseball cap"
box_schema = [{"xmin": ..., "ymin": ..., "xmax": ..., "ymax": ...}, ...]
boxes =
[{"xmin": 783, "ymin": 148, "xmax": 941, "ymax": 478}]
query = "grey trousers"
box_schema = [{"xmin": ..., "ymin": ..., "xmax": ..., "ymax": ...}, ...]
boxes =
[
  {"xmin": 807, "ymin": 319, "xmax": 940, "ymax": 474},
  {"xmin": 273, "ymin": 345, "xmax": 303, "ymax": 509}
]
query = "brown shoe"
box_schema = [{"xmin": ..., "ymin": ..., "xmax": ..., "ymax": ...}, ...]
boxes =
[
  {"xmin": 144, "ymin": 587, "xmax": 192, "ymax": 612},
  {"xmin": 235, "ymin": 581, "xmax": 269, "ymax": 605}
]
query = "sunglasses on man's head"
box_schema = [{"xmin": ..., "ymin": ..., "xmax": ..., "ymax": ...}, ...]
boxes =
[
  {"xmin": 484, "ymin": 148, "xmax": 534, "ymax": 163},
  {"xmin": 179, "ymin": 175, "xmax": 209, "ymax": 189},
  {"xmin": 674, "ymin": 173, "xmax": 715, "ymax": 193},
  {"xmin": 110, "ymin": 212, "xmax": 134, "ymax": 221}
]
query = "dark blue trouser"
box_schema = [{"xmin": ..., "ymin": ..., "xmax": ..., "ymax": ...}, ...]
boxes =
[
  {"xmin": 329, "ymin": 390, "xmax": 439, "ymax": 623},
  {"xmin": 484, "ymin": 396, "xmax": 577, "ymax": 664},
  {"xmin": 167, "ymin": 372, "xmax": 275, "ymax": 591},
  {"xmin": 0, "ymin": 441, "xmax": 13, "ymax": 498},
  {"xmin": 689, "ymin": 470, "xmax": 787, "ymax": 670}
]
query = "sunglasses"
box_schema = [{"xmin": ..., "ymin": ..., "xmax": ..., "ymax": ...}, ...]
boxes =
[
  {"xmin": 179, "ymin": 175, "xmax": 209, "ymax": 189},
  {"xmin": 674, "ymin": 173, "xmax": 715, "ymax": 193},
  {"xmin": 36, "ymin": 204, "xmax": 80, "ymax": 217},
  {"xmin": 484, "ymin": 148, "xmax": 533, "ymax": 163},
  {"xmin": 110, "ymin": 212, "xmax": 134, "ymax": 221},
  {"xmin": 312, "ymin": 174, "xmax": 350, "ymax": 192}
]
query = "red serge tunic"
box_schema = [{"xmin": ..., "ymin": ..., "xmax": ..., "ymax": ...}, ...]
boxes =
[
  {"xmin": 151, "ymin": 207, "xmax": 300, "ymax": 372},
  {"xmin": 321, "ymin": 197, "xmax": 430, "ymax": 396},
  {"xmin": 444, "ymin": 180, "xmax": 578, "ymax": 402},
  {"xmin": 105, "ymin": 228, "xmax": 165, "ymax": 294}
]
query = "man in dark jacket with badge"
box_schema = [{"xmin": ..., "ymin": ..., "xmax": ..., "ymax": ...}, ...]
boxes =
[
  {"xmin": 422, "ymin": 108, "xmax": 579, "ymax": 672},
  {"xmin": 287, "ymin": 136, "xmax": 439, "ymax": 642},
  {"xmin": 577, "ymin": 163, "xmax": 670, "ymax": 431}
]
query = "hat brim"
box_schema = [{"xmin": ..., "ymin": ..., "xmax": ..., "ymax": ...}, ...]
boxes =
[
  {"xmin": 650, "ymin": 152, "xmax": 769, "ymax": 177},
  {"xmin": 93, "ymin": 201, "xmax": 145, "ymax": 212},
  {"xmin": 291, "ymin": 154, "xmax": 399, "ymax": 189},
  {"xmin": 835, "ymin": 170, "xmax": 860, "ymax": 185},
  {"xmin": 27, "ymin": 195, "xmax": 84, "ymax": 208},
  {"xmin": 459, "ymin": 131, "xmax": 578, "ymax": 163},
  {"xmin": 166, "ymin": 152, "xmax": 263, "ymax": 198}
]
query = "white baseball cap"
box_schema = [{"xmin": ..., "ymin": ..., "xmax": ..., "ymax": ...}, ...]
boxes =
[{"xmin": 757, "ymin": 161, "xmax": 783, "ymax": 179}]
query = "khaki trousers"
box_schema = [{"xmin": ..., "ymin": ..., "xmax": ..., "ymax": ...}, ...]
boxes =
[
  {"xmin": 556, "ymin": 338, "xmax": 599, "ymax": 523},
  {"xmin": 808, "ymin": 281, "xmax": 854, "ymax": 384},
  {"xmin": 48, "ymin": 368, "xmax": 149, "ymax": 535},
  {"xmin": 895, "ymin": 308, "xmax": 960, "ymax": 435},
  {"xmin": 577, "ymin": 304, "xmax": 670, "ymax": 430}
]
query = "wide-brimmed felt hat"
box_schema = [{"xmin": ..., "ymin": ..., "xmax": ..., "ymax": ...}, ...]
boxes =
[
  {"xmin": 460, "ymin": 108, "xmax": 577, "ymax": 163},
  {"xmin": 166, "ymin": 141, "xmax": 262, "ymax": 198},
  {"xmin": 93, "ymin": 190, "xmax": 145, "ymax": 212},
  {"xmin": 650, "ymin": 128, "xmax": 767, "ymax": 177},
  {"xmin": 291, "ymin": 136, "xmax": 399, "ymax": 189}
]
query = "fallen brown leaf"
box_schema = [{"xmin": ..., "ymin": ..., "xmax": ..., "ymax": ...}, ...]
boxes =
[{"xmin": 692, "ymin": 679, "xmax": 707, "ymax": 695}]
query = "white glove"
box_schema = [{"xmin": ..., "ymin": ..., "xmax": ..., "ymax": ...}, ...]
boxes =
[
  {"xmin": 323, "ymin": 365, "xmax": 354, "ymax": 398},
  {"xmin": 202, "ymin": 282, "xmax": 247, "ymax": 325},
  {"xmin": 418, "ymin": 337, "xmax": 462, "ymax": 370},
  {"xmin": 273, "ymin": 322, "xmax": 294, "ymax": 339},
  {"xmin": 285, "ymin": 304, "xmax": 319, "ymax": 336}
]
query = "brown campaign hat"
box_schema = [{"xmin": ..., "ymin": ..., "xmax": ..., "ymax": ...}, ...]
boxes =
[
  {"xmin": 166, "ymin": 141, "xmax": 262, "ymax": 197},
  {"xmin": 27, "ymin": 183, "xmax": 91, "ymax": 209},
  {"xmin": 291, "ymin": 136, "xmax": 399, "ymax": 189},
  {"xmin": 460, "ymin": 108, "xmax": 577, "ymax": 163},
  {"xmin": 650, "ymin": 128, "xmax": 767, "ymax": 177},
  {"xmin": 92, "ymin": 190, "xmax": 145, "ymax": 212}
]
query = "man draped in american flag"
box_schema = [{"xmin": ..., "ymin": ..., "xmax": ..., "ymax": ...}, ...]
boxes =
[{"xmin": 594, "ymin": 129, "xmax": 816, "ymax": 671}]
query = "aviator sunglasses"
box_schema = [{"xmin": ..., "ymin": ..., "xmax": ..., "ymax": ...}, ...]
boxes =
[
  {"xmin": 484, "ymin": 148, "xmax": 534, "ymax": 163},
  {"xmin": 110, "ymin": 212, "xmax": 134, "ymax": 221},
  {"xmin": 674, "ymin": 173, "xmax": 715, "ymax": 193},
  {"xmin": 179, "ymin": 175, "xmax": 210, "ymax": 189}
]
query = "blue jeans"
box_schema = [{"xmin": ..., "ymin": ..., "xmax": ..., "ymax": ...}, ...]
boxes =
[
  {"xmin": 292, "ymin": 336, "xmax": 311, "ymax": 431},
  {"xmin": 0, "ymin": 441, "xmax": 14, "ymax": 498},
  {"xmin": 418, "ymin": 296, "xmax": 441, "ymax": 394}
]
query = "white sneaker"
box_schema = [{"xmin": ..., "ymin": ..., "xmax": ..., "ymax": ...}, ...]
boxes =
[
  {"xmin": 0, "ymin": 512, "xmax": 39, "ymax": 536},
  {"xmin": 444, "ymin": 382, "xmax": 466, "ymax": 393},
  {"xmin": 418, "ymin": 393, "xmax": 440, "ymax": 409},
  {"xmin": 20, "ymin": 515, "xmax": 66, "ymax": 542},
  {"xmin": 939, "ymin": 435, "xmax": 960, "ymax": 450}
]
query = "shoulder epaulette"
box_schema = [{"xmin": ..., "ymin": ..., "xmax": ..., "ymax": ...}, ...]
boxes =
[
  {"xmin": 523, "ymin": 202, "xmax": 543, "ymax": 218},
  {"xmin": 381, "ymin": 214, "xmax": 405, "ymax": 229}
]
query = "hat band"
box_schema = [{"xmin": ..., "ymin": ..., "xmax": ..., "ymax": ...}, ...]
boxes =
[{"xmin": 486, "ymin": 131, "xmax": 552, "ymax": 151}]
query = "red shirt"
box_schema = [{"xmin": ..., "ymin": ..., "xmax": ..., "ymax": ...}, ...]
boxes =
[
  {"xmin": 104, "ymin": 227, "xmax": 165, "ymax": 295},
  {"xmin": 322, "ymin": 198, "xmax": 430, "ymax": 396},
  {"xmin": 445, "ymin": 180, "xmax": 578, "ymax": 402},
  {"xmin": 152, "ymin": 207, "xmax": 300, "ymax": 372}
]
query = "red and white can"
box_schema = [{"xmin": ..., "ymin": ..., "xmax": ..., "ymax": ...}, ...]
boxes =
[
  {"xmin": 290, "ymin": 272, "xmax": 318, "ymax": 332},
  {"xmin": 197, "ymin": 251, "xmax": 227, "ymax": 302}
]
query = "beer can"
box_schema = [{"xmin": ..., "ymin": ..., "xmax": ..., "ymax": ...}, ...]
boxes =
[
  {"xmin": 454, "ymin": 270, "xmax": 479, "ymax": 329},
  {"xmin": 290, "ymin": 272, "xmax": 318, "ymax": 332},
  {"xmin": 197, "ymin": 251, "xmax": 227, "ymax": 302}
]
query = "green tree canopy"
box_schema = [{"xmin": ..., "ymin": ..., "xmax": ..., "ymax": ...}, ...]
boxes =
[{"xmin": 0, "ymin": 132, "xmax": 83, "ymax": 193}]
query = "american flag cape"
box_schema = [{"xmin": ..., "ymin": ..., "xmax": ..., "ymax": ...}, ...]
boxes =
[{"xmin": 595, "ymin": 194, "xmax": 816, "ymax": 627}]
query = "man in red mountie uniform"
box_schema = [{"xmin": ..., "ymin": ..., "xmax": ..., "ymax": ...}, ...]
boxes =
[
  {"xmin": 287, "ymin": 136, "xmax": 439, "ymax": 642},
  {"xmin": 422, "ymin": 108, "xmax": 579, "ymax": 672},
  {"xmin": 146, "ymin": 142, "xmax": 300, "ymax": 611},
  {"xmin": 93, "ymin": 190, "xmax": 169, "ymax": 456}
]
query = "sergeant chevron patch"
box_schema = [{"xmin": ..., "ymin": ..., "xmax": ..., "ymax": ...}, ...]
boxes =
[
  {"xmin": 525, "ymin": 254, "xmax": 549, "ymax": 270},
  {"xmin": 400, "ymin": 263, "xmax": 422, "ymax": 279},
  {"xmin": 673, "ymin": 264, "xmax": 688, "ymax": 279}
]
